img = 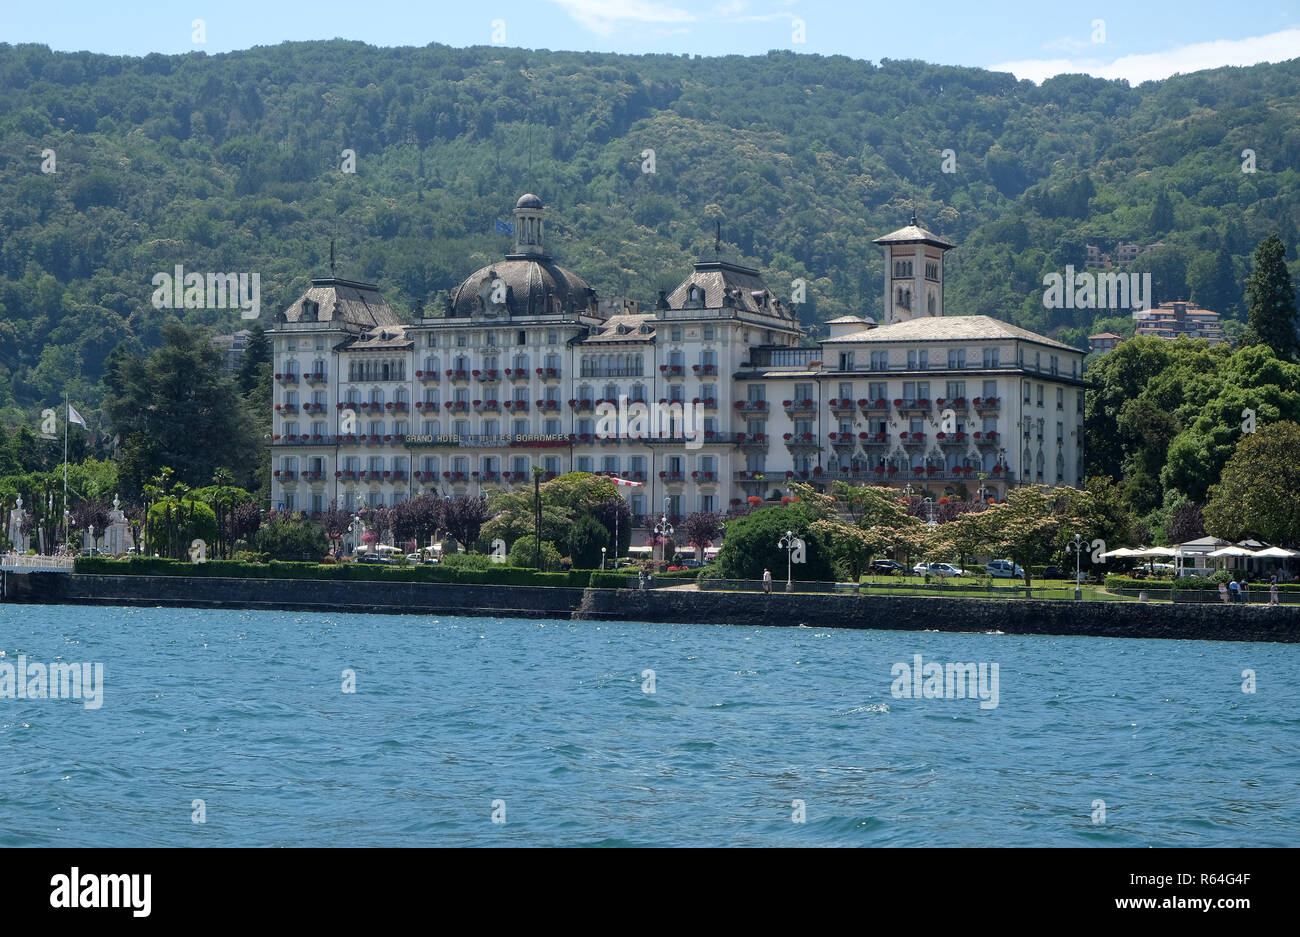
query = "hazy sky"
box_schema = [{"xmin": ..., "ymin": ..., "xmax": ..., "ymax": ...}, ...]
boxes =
[{"xmin": 2, "ymin": 0, "xmax": 1297, "ymax": 84}]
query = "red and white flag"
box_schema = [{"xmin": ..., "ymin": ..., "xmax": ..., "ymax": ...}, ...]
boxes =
[{"xmin": 609, "ymin": 476, "xmax": 643, "ymax": 487}]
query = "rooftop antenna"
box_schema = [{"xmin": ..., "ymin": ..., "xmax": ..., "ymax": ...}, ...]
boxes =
[{"xmin": 330, "ymin": 240, "xmax": 337, "ymax": 278}]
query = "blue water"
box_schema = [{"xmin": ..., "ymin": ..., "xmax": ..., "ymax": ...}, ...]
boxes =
[{"xmin": 2, "ymin": 604, "xmax": 1297, "ymax": 846}]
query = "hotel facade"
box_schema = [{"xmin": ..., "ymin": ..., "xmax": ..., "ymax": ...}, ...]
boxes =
[{"xmin": 268, "ymin": 196, "xmax": 1086, "ymax": 534}]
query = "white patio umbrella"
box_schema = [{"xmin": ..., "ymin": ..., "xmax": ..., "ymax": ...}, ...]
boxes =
[
  {"xmin": 1207, "ymin": 546, "xmax": 1255, "ymax": 558},
  {"xmin": 1100, "ymin": 547, "xmax": 1143, "ymax": 558},
  {"xmin": 1135, "ymin": 546, "xmax": 1177, "ymax": 557},
  {"xmin": 1251, "ymin": 546, "xmax": 1299, "ymax": 559}
]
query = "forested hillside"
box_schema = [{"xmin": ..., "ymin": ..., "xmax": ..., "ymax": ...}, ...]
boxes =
[{"xmin": 2, "ymin": 40, "xmax": 1299, "ymax": 437}]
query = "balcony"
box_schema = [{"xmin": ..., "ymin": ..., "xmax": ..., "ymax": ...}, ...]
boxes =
[
  {"xmin": 442, "ymin": 471, "xmax": 468, "ymax": 483},
  {"xmin": 384, "ymin": 402, "xmax": 409, "ymax": 413},
  {"xmin": 446, "ymin": 369, "xmax": 471, "ymax": 382},
  {"xmin": 536, "ymin": 399, "xmax": 561, "ymax": 412},
  {"xmin": 973, "ymin": 430, "xmax": 1000, "ymax": 445},
  {"xmin": 275, "ymin": 372, "xmax": 299, "ymax": 385},
  {"xmin": 502, "ymin": 399, "xmax": 529, "ymax": 411},
  {"xmin": 659, "ymin": 470, "xmax": 686, "ymax": 483},
  {"xmin": 692, "ymin": 363, "xmax": 718, "ymax": 376},
  {"xmin": 272, "ymin": 433, "xmax": 339, "ymax": 446},
  {"xmin": 569, "ymin": 398, "xmax": 595, "ymax": 412},
  {"xmin": 859, "ymin": 431, "xmax": 889, "ymax": 446},
  {"xmin": 274, "ymin": 470, "xmax": 297, "ymax": 481},
  {"xmin": 828, "ymin": 432, "xmax": 856, "ymax": 453},
  {"xmin": 734, "ymin": 399, "xmax": 769, "ymax": 416},
  {"xmin": 691, "ymin": 470, "xmax": 718, "ymax": 484},
  {"xmin": 304, "ymin": 371, "xmax": 329, "ymax": 386},
  {"xmin": 783, "ymin": 398, "xmax": 817, "ymax": 417},
  {"xmin": 537, "ymin": 367, "xmax": 561, "ymax": 381},
  {"xmin": 896, "ymin": 398, "xmax": 932, "ymax": 415},
  {"xmin": 411, "ymin": 471, "xmax": 438, "ymax": 483},
  {"xmin": 733, "ymin": 470, "xmax": 770, "ymax": 483},
  {"xmin": 694, "ymin": 396, "xmax": 718, "ymax": 410},
  {"xmin": 860, "ymin": 397, "xmax": 890, "ymax": 414},
  {"xmin": 476, "ymin": 369, "xmax": 501, "ymax": 384},
  {"xmin": 416, "ymin": 370, "xmax": 440, "ymax": 384},
  {"xmin": 413, "ymin": 401, "xmax": 439, "ymax": 413},
  {"xmin": 974, "ymin": 396, "xmax": 1000, "ymax": 413},
  {"xmin": 275, "ymin": 403, "xmax": 299, "ymax": 414},
  {"xmin": 935, "ymin": 431, "xmax": 968, "ymax": 446},
  {"xmin": 735, "ymin": 432, "xmax": 768, "ymax": 450},
  {"xmin": 504, "ymin": 368, "xmax": 531, "ymax": 382},
  {"xmin": 901, "ymin": 431, "xmax": 927, "ymax": 446},
  {"xmin": 828, "ymin": 398, "xmax": 856, "ymax": 416},
  {"xmin": 783, "ymin": 432, "xmax": 819, "ymax": 451},
  {"xmin": 474, "ymin": 400, "xmax": 500, "ymax": 413},
  {"xmin": 659, "ymin": 364, "xmax": 685, "ymax": 379},
  {"xmin": 300, "ymin": 403, "xmax": 328, "ymax": 415},
  {"xmin": 444, "ymin": 401, "xmax": 470, "ymax": 413}
]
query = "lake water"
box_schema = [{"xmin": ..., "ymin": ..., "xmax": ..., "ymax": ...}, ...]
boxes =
[{"xmin": 2, "ymin": 604, "xmax": 1296, "ymax": 846}]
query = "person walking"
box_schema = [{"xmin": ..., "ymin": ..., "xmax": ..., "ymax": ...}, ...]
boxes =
[
  {"xmin": 762, "ymin": 568, "xmax": 772, "ymax": 594},
  {"xmin": 1229, "ymin": 578, "xmax": 1240, "ymax": 603},
  {"xmin": 1269, "ymin": 576, "xmax": 1279, "ymax": 606},
  {"xmin": 1218, "ymin": 581, "xmax": 1228, "ymax": 604},
  {"xmin": 1241, "ymin": 579, "xmax": 1250, "ymax": 604}
]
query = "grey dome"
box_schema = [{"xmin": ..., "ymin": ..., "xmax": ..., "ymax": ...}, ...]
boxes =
[{"xmin": 516, "ymin": 193, "xmax": 544, "ymax": 209}]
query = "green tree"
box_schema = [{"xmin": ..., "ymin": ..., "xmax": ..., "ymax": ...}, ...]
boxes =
[
  {"xmin": 715, "ymin": 504, "xmax": 835, "ymax": 582},
  {"xmin": 252, "ymin": 514, "xmax": 329, "ymax": 561},
  {"xmin": 507, "ymin": 534, "xmax": 563, "ymax": 571},
  {"xmin": 1204, "ymin": 422, "xmax": 1300, "ymax": 545},
  {"xmin": 1241, "ymin": 234, "xmax": 1299, "ymax": 361},
  {"xmin": 566, "ymin": 513, "xmax": 609, "ymax": 568}
]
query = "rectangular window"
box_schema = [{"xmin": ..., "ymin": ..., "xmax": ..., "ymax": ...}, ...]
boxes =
[
  {"xmin": 983, "ymin": 347, "xmax": 1000, "ymax": 368},
  {"xmin": 838, "ymin": 382, "xmax": 853, "ymax": 400},
  {"xmin": 947, "ymin": 348, "xmax": 966, "ymax": 369},
  {"xmin": 671, "ymin": 327, "xmax": 682, "ymax": 342},
  {"xmin": 984, "ymin": 380, "xmax": 998, "ymax": 399},
  {"xmin": 703, "ymin": 325, "xmax": 715, "ymax": 341},
  {"xmin": 794, "ymin": 383, "xmax": 812, "ymax": 401},
  {"xmin": 578, "ymin": 456, "xmax": 593, "ymax": 473},
  {"xmin": 1037, "ymin": 385, "xmax": 1044, "ymax": 407},
  {"xmin": 1057, "ymin": 388, "xmax": 1064, "ymax": 410},
  {"xmin": 547, "ymin": 330, "xmax": 558, "ymax": 345},
  {"xmin": 838, "ymin": 351, "xmax": 855, "ymax": 371},
  {"xmin": 870, "ymin": 351, "xmax": 889, "ymax": 370},
  {"xmin": 868, "ymin": 381, "xmax": 888, "ymax": 401}
]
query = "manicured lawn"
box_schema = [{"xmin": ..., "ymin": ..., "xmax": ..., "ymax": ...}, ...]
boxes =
[{"xmin": 855, "ymin": 575, "xmax": 1137, "ymax": 602}]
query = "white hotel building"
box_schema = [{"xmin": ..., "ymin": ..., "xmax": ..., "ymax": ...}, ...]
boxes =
[{"xmin": 268, "ymin": 196, "xmax": 1085, "ymax": 533}]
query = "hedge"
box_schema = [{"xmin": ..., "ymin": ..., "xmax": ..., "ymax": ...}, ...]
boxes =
[
  {"xmin": 1105, "ymin": 573, "xmax": 1300, "ymax": 592},
  {"xmin": 72, "ymin": 556, "xmax": 594, "ymax": 588}
]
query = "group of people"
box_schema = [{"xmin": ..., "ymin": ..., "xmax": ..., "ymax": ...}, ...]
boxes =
[{"xmin": 1219, "ymin": 576, "xmax": 1281, "ymax": 605}]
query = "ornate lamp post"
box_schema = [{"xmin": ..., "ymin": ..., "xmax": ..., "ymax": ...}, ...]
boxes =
[
  {"xmin": 1066, "ymin": 532, "xmax": 1086, "ymax": 600},
  {"xmin": 653, "ymin": 498, "xmax": 674, "ymax": 571},
  {"xmin": 778, "ymin": 529, "xmax": 799, "ymax": 593},
  {"xmin": 601, "ymin": 546, "xmax": 606, "ymax": 570}
]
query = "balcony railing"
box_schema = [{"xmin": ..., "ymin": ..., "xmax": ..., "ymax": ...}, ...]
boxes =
[
  {"xmin": 735, "ymin": 433, "xmax": 768, "ymax": 449},
  {"xmin": 304, "ymin": 372, "xmax": 329, "ymax": 385},
  {"xmin": 536, "ymin": 399, "xmax": 561, "ymax": 411},
  {"xmin": 935, "ymin": 432, "xmax": 968, "ymax": 445},
  {"xmin": 659, "ymin": 470, "xmax": 686, "ymax": 482},
  {"xmin": 275, "ymin": 373, "xmax": 299, "ymax": 384},
  {"xmin": 537, "ymin": 368, "xmax": 562, "ymax": 381},
  {"xmin": 660, "ymin": 364, "xmax": 685, "ymax": 378},
  {"xmin": 734, "ymin": 400, "xmax": 769, "ymax": 415},
  {"xmin": 415, "ymin": 370, "xmax": 440, "ymax": 383},
  {"xmin": 859, "ymin": 432, "xmax": 889, "ymax": 445},
  {"xmin": 783, "ymin": 433, "xmax": 819, "ymax": 449},
  {"xmin": 974, "ymin": 396, "xmax": 1000, "ymax": 412},
  {"xmin": 476, "ymin": 370, "xmax": 501, "ymax": 383},
  {"xmin": 503, "ymin": 399, "xmax": 529, "ymax": 411},
  {"xmin": 783, "ymin": 398, "xmax": 817, "ymax": 416},
  {"xmin": 972, "ymin": 431, "xmax": 1000, "ymax": 444},
  {"xmin": 446, "ymin": 369, "xmax": 471, "ymax": 382},
  {"xmin": 860, "ymin": 397, "xmax": 890, "ymax": 413},
  {"xmin": 504, "ymin": 368, "xmax": 531, "ymax": 382},
  {"xmin": 692, "ymin": 363, "xmax": 718, "ymax": 376},
  {"xmin": 828, "ymin": 432, "xmax": 856, "ymax": 450},
  {"xmin": 828, "ymin": 398, "xmax": 856, "ymax": 414},
  {"xmin": 474, "ymin": 400, "xmax": 500, "ymax": 412}
]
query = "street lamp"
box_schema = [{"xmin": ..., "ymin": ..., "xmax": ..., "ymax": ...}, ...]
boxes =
[
  {"xmin": 778, "ymin": 529, "xmax": 799, "ymax": 593},
  {"xmin": 1066, "ymin": 532, "xmax": 1086, "ymax": 600},
  {"xmin": 601, "ymin": 546, "xmax": 606, "ymax": 570},
  {"xmin": 923, "ymin": 496, "xmax": 937, "ymax": 528},
  {"xmin": 653, "ymin": 499, "xmax": 674, "ymax": 571}
]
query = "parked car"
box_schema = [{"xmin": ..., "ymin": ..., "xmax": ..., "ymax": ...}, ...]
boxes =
[
  {"xmin": 1042, "ymin": 564, "xmax": 1062, "ymax": 578},
  {"xmin": 986, "ymin": 560, "xmax": 1025, "ymax": 578},
  {"xmin": 912, "ymin": 562, "xmax": 967, "ymax": 577},
  {"xmin": 679, "ymin": 558, "xmax": 706, "ymax": 568},
  {"xmin": 869, "ymin": 559, "xmax": 906, "ymax": 575},
  {"xmin": 355, "ymin": 553, "xmax": 394, "ymax": 565}
]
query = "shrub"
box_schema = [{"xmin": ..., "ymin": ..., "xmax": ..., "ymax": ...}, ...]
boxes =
[{"xmin": 506, "ymin": 535, "xmax": 564, "ymax": 571}]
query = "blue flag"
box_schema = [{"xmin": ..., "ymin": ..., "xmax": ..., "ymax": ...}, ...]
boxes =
[{"xmin": 494, "ymin": 219, "xmax": 514, "ymax": 235}]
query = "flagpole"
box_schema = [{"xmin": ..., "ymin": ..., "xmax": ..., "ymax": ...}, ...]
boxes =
[{"xmin": 63, "ymin": 392, "xmax": 68, "ymax": 549}]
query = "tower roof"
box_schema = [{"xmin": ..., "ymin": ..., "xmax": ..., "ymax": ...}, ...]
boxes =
[{"xmin": 873, "ymin": 215, "xmax": 955, "ymax": 250}]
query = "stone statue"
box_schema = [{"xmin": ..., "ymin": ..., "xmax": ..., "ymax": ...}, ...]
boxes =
[
  {"xmin": 7, "ymin": 495, "xmax": 29, "ymax": 554},
  {"xmin": 104, "ymin": 492, "xmax": 135, "ymax": 556}
]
